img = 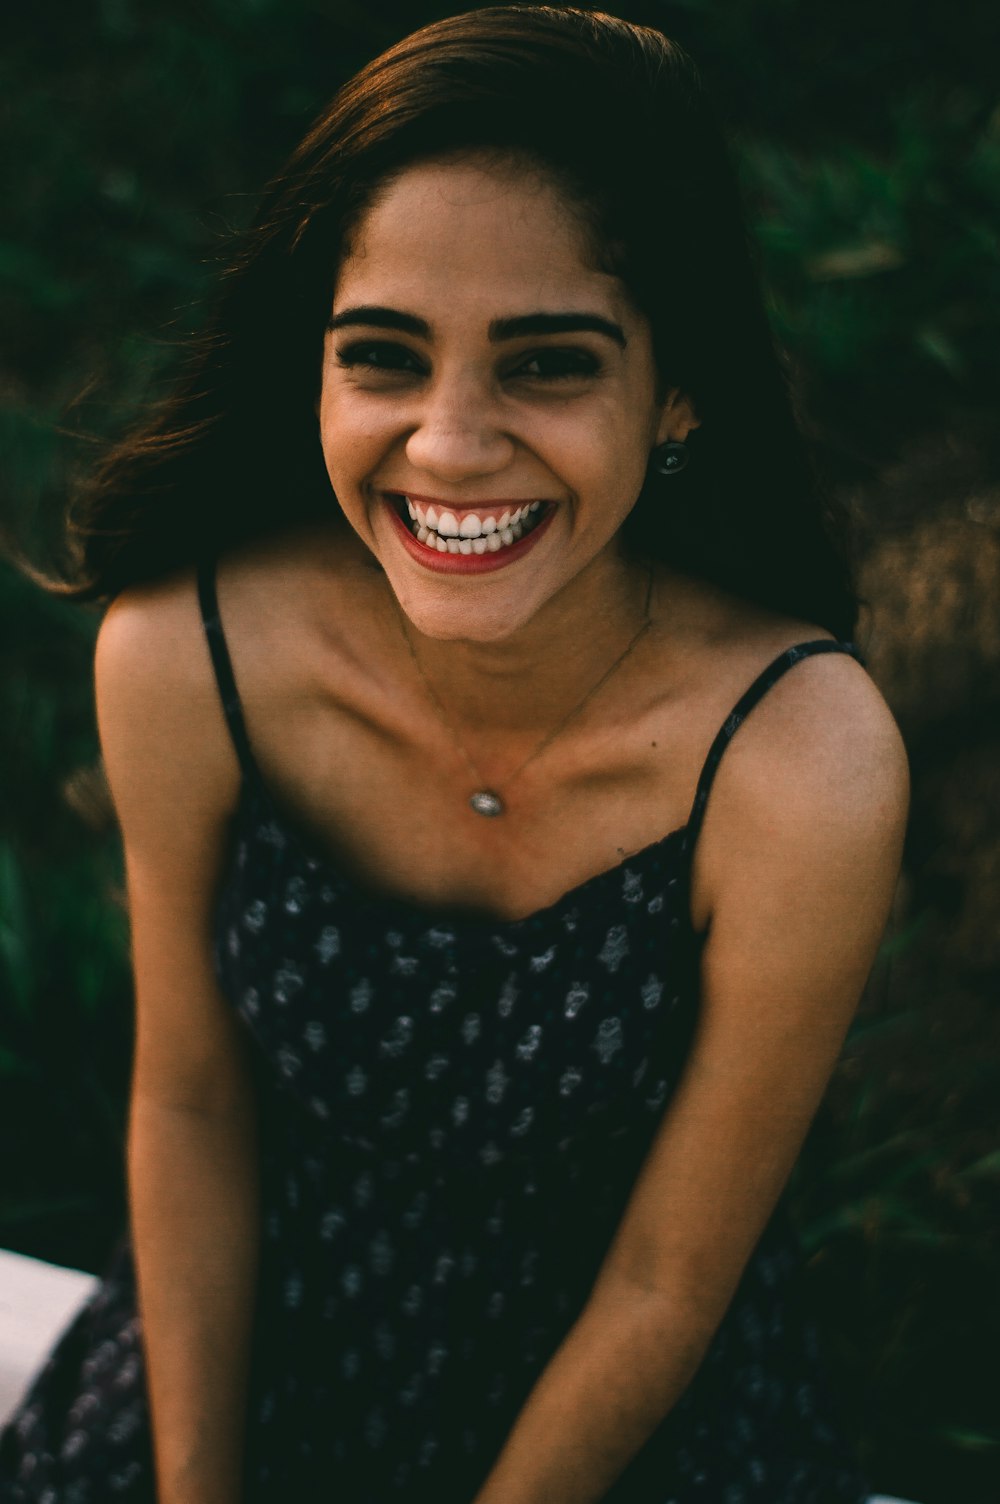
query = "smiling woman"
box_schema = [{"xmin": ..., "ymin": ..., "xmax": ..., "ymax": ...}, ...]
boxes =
[
  {"xmin": 0, "ymin": 7, "xmax": 908, "ymax": 1504},
  {"xmin": 315, "ymin": 156, "xmax": 692, "ymax": 640}
]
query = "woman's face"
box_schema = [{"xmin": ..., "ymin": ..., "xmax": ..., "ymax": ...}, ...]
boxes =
[{"xmin": 317, "ymin": 156, "xmax": 696, "ymax": 643}]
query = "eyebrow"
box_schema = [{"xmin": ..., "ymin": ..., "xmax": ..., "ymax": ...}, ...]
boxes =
[{"xmin": 326, "ymin": 305, "xmax": 627, "ymax": 349}]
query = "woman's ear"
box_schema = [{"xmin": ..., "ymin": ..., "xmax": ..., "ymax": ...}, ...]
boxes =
[{"xmin": 655, "ymin": 387, "xmax": 701, "ymax": 446}]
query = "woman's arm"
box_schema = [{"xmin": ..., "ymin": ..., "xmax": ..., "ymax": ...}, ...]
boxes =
[
  {"xmin": 96, "ymin": 578, "xmax": 258, "ymax": 1504},
  {"xmin": 471, "ymin": 653, "xmax": 910, "ymax": 1504}
]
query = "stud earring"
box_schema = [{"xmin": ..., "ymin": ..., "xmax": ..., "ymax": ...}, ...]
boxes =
[{"xmin": 651, "ymin": 440, "xmax": 689, "ymax": 475}]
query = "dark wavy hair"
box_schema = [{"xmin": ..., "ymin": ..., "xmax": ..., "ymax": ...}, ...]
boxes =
[{"xmin": 56, "ymin": 4, "xmax": 857, "ymax": 636}]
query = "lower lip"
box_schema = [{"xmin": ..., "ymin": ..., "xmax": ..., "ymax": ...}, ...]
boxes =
[{"xmin": 384, "ymin": 497, "xmax": 555, "ymax": 574}]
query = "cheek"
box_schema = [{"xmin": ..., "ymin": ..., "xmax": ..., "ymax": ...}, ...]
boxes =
[
  {"xmin": 569, "ymin": 410, "xmax": 651, "ymax": 512},
  {"xmin": 318, "ymin": 391, "xmax": 390, "ymax": 488}
]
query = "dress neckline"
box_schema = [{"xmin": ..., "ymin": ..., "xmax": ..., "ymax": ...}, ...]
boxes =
[
  {"xmin": 199, "ymin": 548, "xmax": 862, "ymax": 937},
  {"xmin": 230, "ymin": 773, "xmax": 693, "ymax": 934}
]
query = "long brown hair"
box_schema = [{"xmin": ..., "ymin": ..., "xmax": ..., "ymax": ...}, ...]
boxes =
[{"xmin": 56, "ymin": 5, "xmax": 857, "ymax": 636}]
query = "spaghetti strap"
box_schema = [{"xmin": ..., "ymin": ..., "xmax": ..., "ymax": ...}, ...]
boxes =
[
  {"xmin": 196, "ymin": 554, "xmax": 263, "ymax": 789},
  {"xmin": 683, "ymin": 638, "xmax": 866, "ymax": 859}
]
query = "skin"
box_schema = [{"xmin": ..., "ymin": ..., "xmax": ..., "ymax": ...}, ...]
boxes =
[
  {"xmin": 95, "ymin": 156, "xmax": 910, "ymax": 1503},
  {"xmin": 317, "ymin": 155, "xmax": 697, "ymax": 655}
]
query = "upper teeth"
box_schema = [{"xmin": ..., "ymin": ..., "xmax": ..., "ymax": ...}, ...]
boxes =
[{"xmin": 405, "ymin": 498, "xmax": 541, "ymax": 538}]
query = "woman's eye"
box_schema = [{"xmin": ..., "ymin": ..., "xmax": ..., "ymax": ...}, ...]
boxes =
[
  {"xmin": 335, "ymin": 341, "xmax": 424, "ymax": 374},
  {"xmin": 512, "ymin": 349, "xmax": 602, "ymax": 381},
  {"xmin": 332, "ymin": 341, "xmax": 600, "ymax": 382}
]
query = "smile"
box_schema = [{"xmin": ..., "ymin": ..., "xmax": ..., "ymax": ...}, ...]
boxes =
[
  {"xmin": 399, "ymin": 495, "xmax": 547, "ymax": 552},
  {"xmin": 383, "ymin": 493, "xmax": 555, "ymax": 573}
]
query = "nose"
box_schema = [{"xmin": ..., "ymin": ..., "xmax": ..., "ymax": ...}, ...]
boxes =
[{"xmin": 404, "ymin": 371, "xmax": 516, "ymax": 483}]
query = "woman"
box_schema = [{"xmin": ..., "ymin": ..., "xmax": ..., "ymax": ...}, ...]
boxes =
[{"xmin": 0, "ymin": 7, "xmax": 909, "ymax": 1502}]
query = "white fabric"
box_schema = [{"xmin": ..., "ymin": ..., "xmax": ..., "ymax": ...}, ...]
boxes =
[{"xmin": 0, "ymin": 1249, "xmax": 97, "ymax": 1427}]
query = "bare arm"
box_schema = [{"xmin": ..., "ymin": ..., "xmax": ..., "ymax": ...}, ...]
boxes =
[
  {"xmin": 471, "ymin": 655, "xmax": 910, "ymax": 1504},
  {"xmin": 96, "ymin": 575, "xmax": 258, "ymax": 1504}
]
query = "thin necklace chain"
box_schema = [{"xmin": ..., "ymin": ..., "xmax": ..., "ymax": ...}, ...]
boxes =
[{"xmin": 394, "ymin": 563, "xmax": 655, "ymax": 814}]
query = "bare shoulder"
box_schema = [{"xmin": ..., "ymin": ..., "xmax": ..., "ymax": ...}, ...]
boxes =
[
  {"xmin": 94, "ymin": 523, "xmax": 375, "ymax": 850},
  {"xmin": 98, "ymin": 568, "xmax": 276, "ymax": 1108},
  {"xmin": 95, "ymin": 566, "xmax": 239, "ymax": 861},
  {"xmin": 97, "ymin": 566, "xmax": 208, "ymax": 692},
  {"xmin": 729, "ymin": 636, "xmax": 909, "ymax": 834},
  {"xmin": 657, "ymin": 576, "xmax": 910, "ymax": 830},
  {"xmin": 692, "ymin": 620, "xmax": 910, "ymax": 930}
]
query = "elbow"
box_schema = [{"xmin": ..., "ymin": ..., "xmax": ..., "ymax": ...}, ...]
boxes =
[{"xmin": 586, "ymin": 1269, "xmax": 718, "ymax": 1382}]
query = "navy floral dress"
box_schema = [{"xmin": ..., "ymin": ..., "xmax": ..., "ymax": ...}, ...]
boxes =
[{"xmin": 0, "ymin": 560, "xmax": 871, "ymax": 1502}]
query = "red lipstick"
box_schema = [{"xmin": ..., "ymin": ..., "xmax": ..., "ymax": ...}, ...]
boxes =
[{"xmin": 384, "ymin": 495, "xmax": 555, "ymax": 575}]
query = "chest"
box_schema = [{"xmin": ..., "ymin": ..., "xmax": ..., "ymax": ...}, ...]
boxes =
[
  {"xmin": 247, "ymin": 679, "xmax": 705, "ymax": 924},
  {"xmin": 215, "ymin": 788, "xmax": 701, "ymax": 1171}
]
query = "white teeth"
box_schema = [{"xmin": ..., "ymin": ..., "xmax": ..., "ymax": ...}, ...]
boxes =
[{"xmin": 406, "ymin": 498, "xmax": 548, "ymax": 555}]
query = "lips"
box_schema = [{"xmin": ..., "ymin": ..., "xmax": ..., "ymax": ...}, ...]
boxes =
[
  {"xmin": 383, "ymin": 493, "xmax": 555, "ymax": 574},
  {"xmin": 397, "ymin": 494, "xmax": 547, "ymax": 553}
]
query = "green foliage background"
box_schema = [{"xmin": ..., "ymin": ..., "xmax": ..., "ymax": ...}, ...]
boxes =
[{"xmin": 2, "ymin": 2, "xmax": 999, "ymax": 1499}]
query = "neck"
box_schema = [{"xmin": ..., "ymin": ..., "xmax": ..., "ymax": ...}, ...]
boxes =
[{"xmin": 393, "ymin": 549, "xmax": 654, "ymax": 739}]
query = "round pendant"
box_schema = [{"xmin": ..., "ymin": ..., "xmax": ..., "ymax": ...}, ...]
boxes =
[{"xmin": 469, "ymin": 789, "xmax": 505, "ymax": 817}]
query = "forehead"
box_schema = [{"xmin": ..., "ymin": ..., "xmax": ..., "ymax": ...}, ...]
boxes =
[{"xmin": 332, "ymin": 158, "xmax": 628, "ymax": 323}]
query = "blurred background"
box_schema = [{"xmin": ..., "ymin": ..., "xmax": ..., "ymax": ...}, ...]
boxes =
[{"xmin": 1, "ymin": 1, "xmax": 998, "ymax": 1499}]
